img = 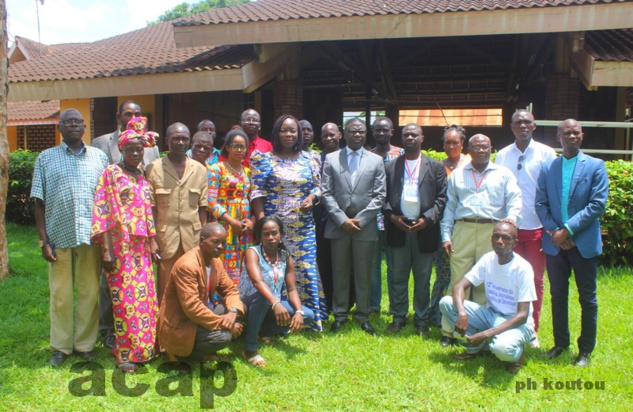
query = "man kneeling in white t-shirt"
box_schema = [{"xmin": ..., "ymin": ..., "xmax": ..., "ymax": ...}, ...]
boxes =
[{"xmin": 440, "ymin": 221, "xmax": 536, "ymax": 373}]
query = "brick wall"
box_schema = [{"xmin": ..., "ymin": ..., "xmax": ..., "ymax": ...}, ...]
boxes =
[
  {"xmin": 16, "ymin": 125, "xmax": 57, "ymax": 152},
  {"xmin": 91, "ymin": 97, "xmax": 117, "ymax": 138},
  {"xmin": 544, "ymin": 74, "xmax": 580, "ymax": 144},
  {"xmin": 274, "ymin": 80, "xmax": 303, "ymax": 119}
]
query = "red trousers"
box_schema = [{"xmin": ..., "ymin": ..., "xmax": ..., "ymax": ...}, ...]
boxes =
[{"xmin": 514, "ymin": 228, "xmax": 545, "ymax": 332}]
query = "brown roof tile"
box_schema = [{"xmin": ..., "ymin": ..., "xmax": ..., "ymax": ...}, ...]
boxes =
[
  {"xmin": 9, "ymin": 21, "xmax": 254, "ymax": 83},
  {"xmin": 174, "ymin": 0, "xmax": 624, "ymax": 26},
  {"xmin": 585, "ymin": 29, "xmax": 633, "ymax": 62},
  {"xmin": 8, "ymin": 100, "xmax": 60, "ymax": 121}
]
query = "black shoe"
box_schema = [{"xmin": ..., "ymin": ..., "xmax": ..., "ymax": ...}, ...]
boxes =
[
  {"xmin": 360, "ymin": 322, "xmax": 376, "ymax": 336},
  {"xmin": 330, "ymin": 320, "xmax": 346, "ymax": 333},
  {"xmin": 574, "ymin": 352, "xmax": 591, "ymax": 367},
  {"xmin": 440, "ymin": 336, "xmax": 456, "ymax": 347},
  {"xmin": 50, "ymin": 351, "xmax": 67, "ymax": 367},
  {"xmin": 75, "ymin": 350, "xmax": 98, "ymax": 361},
  {"xmin": 104, "ymin": 335, "xmax": 115, "ymax": 349},
  {"xmin": 386, "ymin": 320, "xmax": 406, "ymax": 334},
  {"xmin": 416, "ymin": 325, "xmax": 430, "ymax": 338},
  {"xmin": 542, "ymin": 346, "xmax": 567, "ymax": 359}
]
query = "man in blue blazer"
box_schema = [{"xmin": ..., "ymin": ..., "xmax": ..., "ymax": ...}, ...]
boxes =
[{"xmin": 535, "ymin": 119, "xmax": 609, "ymax": 367}]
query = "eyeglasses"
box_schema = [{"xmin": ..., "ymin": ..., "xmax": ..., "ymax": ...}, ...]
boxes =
[
  {"xmin": 346, "ymin": 129, "xmax": 367, "ymax": 135},
  {"xmin": 241, "ymin": 117, "xmax": 260, "ymax": 124},
  {"xmin": 60, "ymin": 119, "xmax": 84, "ymax": 126},
  {"xmin": 228, "ymin": 144, "xmax": 247, "ymax": 151},
  {"xmin": 469, "ymin": 145, "xmax": 491, "ymax": 152},
  {"xmin": 517, "ymin": 155, "xmax": 525, "ymax": 170}
]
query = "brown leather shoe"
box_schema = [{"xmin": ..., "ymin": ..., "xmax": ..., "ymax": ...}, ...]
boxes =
[{"xmin": 386, "ymin": 320, "xmax": 406, "ymax": 334}]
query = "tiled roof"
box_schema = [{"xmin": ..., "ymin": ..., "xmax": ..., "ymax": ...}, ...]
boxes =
[
  {"xmin": 174, "ymin": 0, "xmax": 625, "ymax": 26},
  {"xmin": 8, "ymin": 100, "xmax": 60, "ymax": 121},
  {"xmin": 585, "ymin": 29, "xmax": 633, "ymax": 62},
  {"xmin": 11, "ymin": 36, "xmax": 54, "ymax": 59},
  {"xmin": 8, "ymin": 20, "xmax": 254, "ymax": 83}
]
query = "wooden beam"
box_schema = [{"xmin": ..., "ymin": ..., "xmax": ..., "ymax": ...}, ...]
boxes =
[
  {"xmin": 8, "ymin": 69, "xmax": 245, "ymax": 102},
  {"xmin": 174, "ymin": 4, "xmax": 633, "ymax": 47}
]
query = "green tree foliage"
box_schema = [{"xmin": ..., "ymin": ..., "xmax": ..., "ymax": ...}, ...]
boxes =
[
  {"xmin": 149, "ymin": 0, "xmax": 251, "ymax": 24},
  {"xmin": 7, "ymin": 149, "xmax": 39, "ymax": 225}
]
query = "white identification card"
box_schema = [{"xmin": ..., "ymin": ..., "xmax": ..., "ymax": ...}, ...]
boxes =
[
  {"xmin": 470, "ymin": 193, "xmax": 484, "ymax": 206},
  {"xmin": 404, "ymin": 185, "xmax": 418, "ymax": 202}
]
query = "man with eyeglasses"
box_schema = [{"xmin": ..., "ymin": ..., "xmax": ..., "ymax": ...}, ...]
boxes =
[
  {"xmin": 92, "ymin": 100, "xmax": 160, "ymax": 167},
  {"xmin": 322, "ymin": 118, "xmax": 386, "ymax": 335},
  {"xmin": 238, "ymin": 109, "xmax": 272, "ymax": 165},
  {"xmin": 31, "ymin": 109, "xmax": 109, "ymax": 367},
  {"xmin": 495, "ymin": 110, "xmax": 556, "ymax": 348},
  {"xmin": 146, "ymin": 123, "xmax": 209, "ymax": 306},
  {"xmin": 439, "ymin": 134, "xmax": 521, "ymax": 345}
]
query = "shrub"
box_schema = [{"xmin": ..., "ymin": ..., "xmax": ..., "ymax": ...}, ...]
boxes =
[
  {"xmin": 601, "ymin": 159, "xmax": 633, "ymax": 267},
  {"xmin": 7, "ymin": 149, "xmax": 39, "ymax": 224}
]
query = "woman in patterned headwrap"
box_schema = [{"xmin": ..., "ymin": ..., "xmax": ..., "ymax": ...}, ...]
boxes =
[{"xmin": 91, "ymin": 117, "xmax": 160, "ymax": 373}]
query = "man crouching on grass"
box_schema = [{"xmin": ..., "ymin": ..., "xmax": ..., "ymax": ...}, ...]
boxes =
[{"xmin": 440, "ymin": 222, "xmax": 536, "ymax": 374}]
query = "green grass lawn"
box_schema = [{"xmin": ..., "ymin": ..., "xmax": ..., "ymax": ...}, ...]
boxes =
[{"xmin": 1, "ymin": 222, "xmax": 632, "ymax": 411}]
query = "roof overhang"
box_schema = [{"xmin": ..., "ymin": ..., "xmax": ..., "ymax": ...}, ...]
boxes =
[
  {"xmin": 174, "ymin": 3, "xmax": 633, "ymax": 48},
  {"xmin": 8, "ymin": 119, "xmax": 58, "ymax": 126},
  {"xmin": 8, "ymin": 46, "xmax": 287, "ymax": 102},
  {"xmin": 569, "ymin": 49, "xmax": 633, "ymax": 88}
]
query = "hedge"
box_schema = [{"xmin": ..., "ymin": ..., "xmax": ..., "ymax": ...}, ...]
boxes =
[{"xmin": 6, "ymin": 149, "xmax": 633, "ymax": 266}]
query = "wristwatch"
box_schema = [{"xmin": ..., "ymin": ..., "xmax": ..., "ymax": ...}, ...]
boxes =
[
  {"xmin": 228, "ymin": 307, "xmax": 239, "ymax": 314},
  {"xmin": 295, "ymin": 310, "xmax": 305, "ymax": 317},
  {"xmin": 38, "ymin": 240, "xmax": 50, "ymax": 248}
]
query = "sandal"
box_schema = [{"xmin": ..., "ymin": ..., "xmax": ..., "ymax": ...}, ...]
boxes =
[
  {"xmin": 243, "ymin": 351, "xmax": 267, "ymax": 367},
  {"xmin": 117, "ymin": 362, "xmax": 138, "ymax": 373},
  {"xmin": 259, "ymin": 336, "xmax": 275, "ymax": 345}
]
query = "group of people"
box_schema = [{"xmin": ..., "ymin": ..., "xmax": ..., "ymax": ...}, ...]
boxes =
[{"xmin": 31, "ymin": 100, "xmax": 608, "ymax": 375}]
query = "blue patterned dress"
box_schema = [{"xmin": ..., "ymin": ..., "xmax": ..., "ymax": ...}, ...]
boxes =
[{"xmin": 250, "ymin": 150, "xmax": 327, "ymax": 331}]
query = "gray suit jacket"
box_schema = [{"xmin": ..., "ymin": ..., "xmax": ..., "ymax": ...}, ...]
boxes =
[
  {"xmin": 92, "ymin": 130, "xmax": 160, "ymax": 166},
  {"xmin": 322, "ymin": 148, "xmax": 386, "ymax": 241}
]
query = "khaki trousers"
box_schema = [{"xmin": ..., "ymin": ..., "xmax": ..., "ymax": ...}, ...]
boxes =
[
  {"xmin": 441, "ymin": 221, "xmax": 495, "ymax": 336},
  {"xmin": 157, "ymin": 244, "xmax": 185, "ymax": 307},
  {"xmin": 48, "ymin": 244, "xmax": 101, "ymax": 354}
]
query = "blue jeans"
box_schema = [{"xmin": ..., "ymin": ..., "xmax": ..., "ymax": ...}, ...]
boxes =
[
  {"xmin": 440, "ymin": 296, "xmax": 533, "ymax": 362},
  {"xmin": 243, "ymin": 292, "xmax": 315, "ymax": 352},
  {"xmin": 370, "ymin": 230, "xmax": 393, "ymax": 311}
]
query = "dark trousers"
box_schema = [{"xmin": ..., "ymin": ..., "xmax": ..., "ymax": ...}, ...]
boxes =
[
  {"xmin": 546, "ymin": 247, "xmax": 598, "ymax": 354},
  {"xmin": 175, "ymin": 305, "xmax": 233, "ymax": 363},
  {"xmin": 98, "ymin": 271, "xmax": 114, "ymax": 340}
]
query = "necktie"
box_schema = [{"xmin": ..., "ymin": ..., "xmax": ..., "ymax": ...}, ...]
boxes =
[{"xmin": 349, "ymin": 151, "xmax": 359, "ymax": 185}]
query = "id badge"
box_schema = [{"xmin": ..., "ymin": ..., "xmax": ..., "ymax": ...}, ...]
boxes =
[{"xmin": 404, "ymin": 186, "xmax": 418, "ymax": 202}]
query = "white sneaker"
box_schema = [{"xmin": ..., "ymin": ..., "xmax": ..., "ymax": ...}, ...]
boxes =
[{"xmin": 528, "ymin": 336, "xmax": 540, "ymax": 349}]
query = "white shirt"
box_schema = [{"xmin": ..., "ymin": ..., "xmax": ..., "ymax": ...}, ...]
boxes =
[
  {"xmin": 400, "ymin": 157, "xmax": 421, "ymax": 219},
  {"xmin": 465, "ymin": 252, "xmax": 536, "ymax": 326},
  {"xmin": 496, "ymin": 139, "xmax": 557, "ymax": 230}
]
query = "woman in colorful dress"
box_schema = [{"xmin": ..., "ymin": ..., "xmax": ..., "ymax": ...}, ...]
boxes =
[
  {"xmin": 250, "ymin": 114, "xmax": 327, "ymax": 331},
  {"xmin": 428, "ymin": 124, "xmax": 471, "ymax": 346},
  {"xmin": 207, "ymin": 129, "xmax": 254, "ymax": 284},
  {"xmin": 91, "ymin": 117, "xmax": 159, "ymax": 373}
]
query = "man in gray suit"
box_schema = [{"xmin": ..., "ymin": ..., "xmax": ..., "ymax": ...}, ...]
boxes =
[
  {"xmin": 92, "ymin": 100, "xmax": 161, "ymax": 166},
  {"xmin": 91, "ymin": 99, "xmax": 161, "ymax": 348},
  {"xmin": 322, "ymin": 118, "xmax": 387, "ymax": 335}
]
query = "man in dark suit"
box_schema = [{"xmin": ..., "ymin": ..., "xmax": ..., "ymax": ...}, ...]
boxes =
[
  {"xmin": 322, "ymin": 118, "xmax": 386, "ymax": 335},
  {"xmin": 535, "ymin": 119, "xmax": 609, "ymax": 367},
  {"xmin": 383, "ymin": 123, "xmax": 447, "ymax": 336}
]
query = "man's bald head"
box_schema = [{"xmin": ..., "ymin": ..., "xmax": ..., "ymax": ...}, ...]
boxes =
[{"xmin": 201, "ymin": 222, "xmax": 226, "ymax": 240}]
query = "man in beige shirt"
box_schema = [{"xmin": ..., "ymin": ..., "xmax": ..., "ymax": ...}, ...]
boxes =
[{"xmin": 146, "ymin": 122, "xmax": 208, "ymax": 306}]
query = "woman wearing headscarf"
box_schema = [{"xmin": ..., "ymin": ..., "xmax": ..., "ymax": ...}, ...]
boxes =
[{"xmin": 91, "ymin": 117, "xmax": 160, "ymax": 373}]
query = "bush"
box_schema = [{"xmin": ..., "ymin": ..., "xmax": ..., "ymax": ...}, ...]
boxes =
[
  {"xmin": 601, "ymin": 159, "xmax": 633, "ymax": 267},
  {"xmin": 7, "ymin": 149, "xmax": 39, "ymax": 224}
]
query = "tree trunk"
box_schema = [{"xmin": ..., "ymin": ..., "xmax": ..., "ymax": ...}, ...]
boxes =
[{"xmin": 0, "ymin": 0, "xmax": 9, "ymax": 280}]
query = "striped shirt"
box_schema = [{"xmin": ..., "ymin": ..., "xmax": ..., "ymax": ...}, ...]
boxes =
[
  {"xmin": 440, "ymin": 161, "xmax": 522, "ymax": 242},
  {"xmin": 31, "ymin": 142, "xmax": 109, "ymax": 248}
]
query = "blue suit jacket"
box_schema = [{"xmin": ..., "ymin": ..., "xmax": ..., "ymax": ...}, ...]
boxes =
[{"xmin": 535, "ymin": 151, "xmax": 609, "ymax": 259}]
